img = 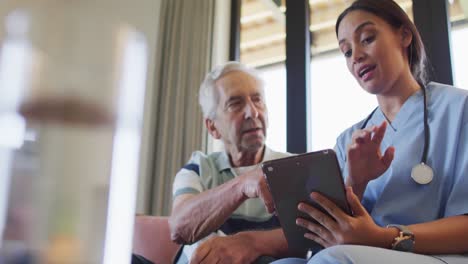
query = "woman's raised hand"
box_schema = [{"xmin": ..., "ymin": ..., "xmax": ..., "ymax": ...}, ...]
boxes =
[{"xmin": 346, "ymin": 121, "xmax": 395, "ymax": 199}]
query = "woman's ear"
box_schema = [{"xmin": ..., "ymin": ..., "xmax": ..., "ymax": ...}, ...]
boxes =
[
  {"xmin": 401, "ymin": 27, "xmax": 413, "ymax": 48},
  {"xmin": 205, "ymin": 118, "xmax": 221, "ymax": 139}
]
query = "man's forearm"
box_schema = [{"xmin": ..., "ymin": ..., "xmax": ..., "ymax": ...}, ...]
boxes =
[{"xmin": 169, "ymin": 177, "xmax": 246, "ymax": 244}]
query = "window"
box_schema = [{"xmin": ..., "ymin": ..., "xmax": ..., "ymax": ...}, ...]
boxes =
[
  {"xmin": 259, "ymin": 64, "xmax": 286, "ymax": 152},
  {"xmin": 309, "ymin": 52, "xmax": 376, "ymax": 150},
  {"xmin": 451, "ymin": 24, "xmax": 468, "ymax": 89},
  {"xmin": 240, "ymin": 0, "xmax": 287, "ymax": 152},
  {"xmin": 449, "ymin": 0, "xmax": 468, "ymax": 89}
]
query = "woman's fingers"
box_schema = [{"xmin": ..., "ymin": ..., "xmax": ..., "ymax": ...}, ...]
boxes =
[
  {"xmin": 298, "ymin": 203, "xmax": 337, "ymax": 230},
  {"xmin": 346, "ymin": 186, "xmax": 366, "ymax": 216},
  {"xmin": 351, "ymin": 129, "xmax": 371, "ymax": 144},
  {"xmin": 304, "ymin": 232, "xmax": 330, "ymax": 248},
  {"xmin": 382, "ymin": 146, "xmax": 395, "ymax": 168},
  {"xmin": 351, "ymin": 122, "xmax": 387, "ymax": 147},
  {"xmin": 371, "ymin": 121, "xmax": 387, "ymax": 146},
  {"xmin": 296, "ymin": 217, "xmax": 334, "ymax": 246},
  {"xmin": 310, "ymin": 192, "xmax": 349, "ymax": 224}
]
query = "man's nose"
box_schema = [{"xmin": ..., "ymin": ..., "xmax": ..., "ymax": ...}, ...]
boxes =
[{"xmin": 244, "ymin": 100, "xmax": 259, "ymax": 119}]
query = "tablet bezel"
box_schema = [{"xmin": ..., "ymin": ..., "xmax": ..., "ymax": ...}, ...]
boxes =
[{"xmin": 262, "ymin": 149, "xmax": 352, "ymax": 256}]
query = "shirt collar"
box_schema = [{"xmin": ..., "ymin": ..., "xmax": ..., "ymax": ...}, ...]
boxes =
[{"xmin": 215, "ymin": 145, "xmax": 270, "ymax": 172}]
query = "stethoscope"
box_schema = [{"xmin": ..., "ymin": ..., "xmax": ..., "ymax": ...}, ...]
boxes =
[{"xmin": 360, "ymin": 86, "xmax": 433, "ymax": 185}]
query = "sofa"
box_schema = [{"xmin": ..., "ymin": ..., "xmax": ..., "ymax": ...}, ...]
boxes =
[{"xmin": 132, "ymin": 216, "xmax": 181, "ymax": 264}]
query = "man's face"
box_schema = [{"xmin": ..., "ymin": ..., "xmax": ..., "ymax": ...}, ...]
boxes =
[{"xmin": 208, "ymin": 70, "xmax": 268, "ymax": 152}]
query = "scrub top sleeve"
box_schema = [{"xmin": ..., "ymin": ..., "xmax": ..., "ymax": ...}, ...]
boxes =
[
  {"xmin": 334, "ymin": 133, "xmax": 348, "ymax": 176},
  {"xmin": 444, "ymin": 121, "xmax": 468, "ymax": 217}
]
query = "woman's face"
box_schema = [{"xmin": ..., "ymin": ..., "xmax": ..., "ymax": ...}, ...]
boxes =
[{"xmin": 337, "ymin": 10, "xmax": 409, "ymax": 95}]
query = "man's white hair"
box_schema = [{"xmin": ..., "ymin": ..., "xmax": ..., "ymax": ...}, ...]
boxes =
[{"xmin": 199, "ymin": 61, "xmax": 265, "ymax": 119}]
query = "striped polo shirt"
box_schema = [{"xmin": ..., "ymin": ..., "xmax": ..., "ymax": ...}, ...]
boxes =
[{"xmin": 172, "ymin": 146, "xmax": 290, "ymax": 263}]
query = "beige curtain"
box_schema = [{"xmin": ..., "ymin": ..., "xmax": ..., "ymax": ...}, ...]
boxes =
[{"xmin": 147, "ymin": 0, "xmax": 215, "ymax": 216}]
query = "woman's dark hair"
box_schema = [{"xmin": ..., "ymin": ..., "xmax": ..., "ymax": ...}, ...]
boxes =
[{"xmin": 335, "ymin": 0, "xmax": 429, "ymax": 85}]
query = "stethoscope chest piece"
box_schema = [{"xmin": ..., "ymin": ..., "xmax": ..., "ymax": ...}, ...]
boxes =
[{"xmin": 411, "ymin": 163, "xmax": 433, "ymax": 184}]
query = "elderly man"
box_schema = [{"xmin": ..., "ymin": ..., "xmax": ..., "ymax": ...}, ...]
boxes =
[{"xmin": 169, "ymin": 61, "xmax": 290, "ymax": 264}]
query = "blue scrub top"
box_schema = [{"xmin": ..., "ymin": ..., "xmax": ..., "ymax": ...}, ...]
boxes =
[{"xmin": 335, "ymin": 82, "xmax": 468, "ymax": 226}]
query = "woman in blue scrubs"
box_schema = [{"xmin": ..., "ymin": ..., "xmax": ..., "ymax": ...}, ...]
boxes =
[{"xmin": 273, "ymin": 0, "xmax": 468, "ymax": 263}]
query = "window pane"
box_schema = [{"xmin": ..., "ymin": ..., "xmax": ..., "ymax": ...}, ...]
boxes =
[
  {"xmin": 241, "ymin": 0, "xmax": 285, "ymax": 66},
  {"xmin": 259, "ymin": 64, "xmax": 287, "ymax": 152},
  {"xmin": 309, "ymin": 52, "xmax": 375, "ymax": 150},
  {"xmin": 241, "ymin": 0, "xmax": 287, "ymax": 152},
  {"xmin": 449, "ymin": 0, "xmax": 468, "ymax": 89}
]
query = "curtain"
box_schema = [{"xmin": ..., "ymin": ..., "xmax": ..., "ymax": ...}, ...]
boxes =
[{"xmin": 146, "ymin": 0, "xmax": 215, "ymax": 216}]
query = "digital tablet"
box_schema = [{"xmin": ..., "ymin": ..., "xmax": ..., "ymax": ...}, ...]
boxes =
[{"xmin": 261, "ymin": 149, "xmax": 352, "ymax": 257}]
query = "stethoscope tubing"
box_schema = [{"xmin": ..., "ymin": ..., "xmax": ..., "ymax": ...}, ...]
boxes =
[{"xmin": 360, "ymin": 86, "xmax": 429, "ymax": 165}]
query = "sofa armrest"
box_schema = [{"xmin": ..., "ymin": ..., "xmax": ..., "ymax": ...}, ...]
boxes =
[{"xmin": 133, "ymin": 216, "xmax": 181, "ymax": 264}]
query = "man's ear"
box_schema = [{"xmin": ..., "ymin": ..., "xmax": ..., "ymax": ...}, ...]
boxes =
[
  {"xmin": 401, "ymin": 27, "xmax": 413, "ymax": 49},
  {"xmin": 205, "ymin": 118, "xmax": 221, "ymax": 139}
]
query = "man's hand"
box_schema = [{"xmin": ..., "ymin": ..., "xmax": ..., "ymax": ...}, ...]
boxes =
[
  {"xmin": 170, "ymin": 167, "xmax": 275, "ymax": 244},
  {"xmin": 239, "ymin": 167, "xmax": 275, "ymax": 213},
  {"xmin": 190, "ymin": 234, "xmax": 260, "ymax": 264}
]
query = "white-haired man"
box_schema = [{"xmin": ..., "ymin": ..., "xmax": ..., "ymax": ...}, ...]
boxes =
[{"xmin": 169, "ymin": 62, "xmax": 290, "ymax": 264}]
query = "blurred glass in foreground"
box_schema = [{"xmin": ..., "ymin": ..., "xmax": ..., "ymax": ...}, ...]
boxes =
[{"xmin": 0, "ymin": 1, "xmax": 149, "ymax": 263}]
